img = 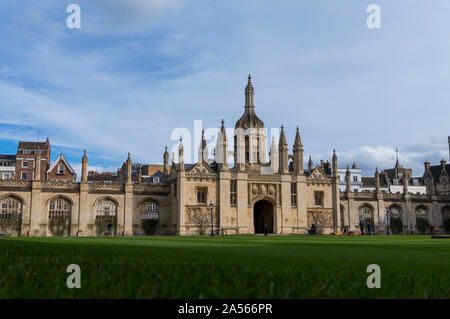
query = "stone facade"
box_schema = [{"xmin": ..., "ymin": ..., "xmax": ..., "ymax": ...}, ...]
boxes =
[{"xmin": 0, "ymin": 77, "xmax": 449, "ymax": 237}]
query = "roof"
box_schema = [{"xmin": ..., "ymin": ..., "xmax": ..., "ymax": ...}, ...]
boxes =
[
  {"xmin": 88, "ymin": 172, "xmax": 122, "ymax": 181},
  {"xmin": 18, "ymin": 141, "xmax": 49, "ymax": 150},
  {"xmin": 0, "ymin": 155, "xmax": 16, "ymax": 160},
  {"xmin": 428, "ymin": 163, "xmax": 450, "ymax": 182},
  {"xmin": 235, "ymin": 107, "xmax": 264, "ymax": 129},
  {"xmin": 47, "ymin": 153, "xmax": 76, "ymax": 177},
  {"xmin": 362, "ymin": 177, "xmax": 388, "ymax": 188},
  {"xmin": 142, "ymin": 164, "xmax": 165, "ymax": 176}
]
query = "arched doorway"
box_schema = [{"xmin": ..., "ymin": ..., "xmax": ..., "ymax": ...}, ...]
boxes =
[{"xmin": 253, "ymin": 199, "xmax": 274, "ymax": 234}]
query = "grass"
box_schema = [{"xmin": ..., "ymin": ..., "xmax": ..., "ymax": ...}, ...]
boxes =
[{"xmin": 0, "ymin": 235, "xmax": 449, "ymax": 298}]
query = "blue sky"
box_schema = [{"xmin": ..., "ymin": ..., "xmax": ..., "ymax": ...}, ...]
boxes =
[{"xmin": 0, "ymin": 0, "xmax": 449, "ymax": 177}]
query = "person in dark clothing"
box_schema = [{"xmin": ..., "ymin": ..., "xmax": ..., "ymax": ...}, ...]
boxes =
[
  {"xmin": 367, "ymin": 222, "xmax": 372, "ymax": 235},
  {"xmin": 359, "ymin": 220, "xmax": 364, "ymax": 235},
  {"xmin": 106, "ymin": 221, "xmax": 113, "ymax": 236},
  {"xmin": 264, "ymin": 223, "xmax": 268, "ymax": 236}
]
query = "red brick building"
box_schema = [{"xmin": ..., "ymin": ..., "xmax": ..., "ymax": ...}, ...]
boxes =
[
  {"xmin": 15, "ymin": 138, "xmax": 51, "ymax": 181},
  {"xmin": 46, "ymin": 152, "xmax": 76, "ymax": 181}
]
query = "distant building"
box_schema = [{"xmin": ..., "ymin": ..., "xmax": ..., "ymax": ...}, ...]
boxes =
[
  {"xmin": 47, "ymin": 152, "xmax": 77, "ymax": 181},
  {"xmin": 0, "ymin": 155, "xmax": 16, "ymax": 180},
  {"xmin": 423, "ymin": 159, "xmax": 450, "ymax": 196},
  {"xmin": 338, "ymin": 163, "xmax": 362, "ymax": 192},
  {"xmin": 0, "ymin": 76, "xmax": 448, "ymax": 237},
  {"xmin": 15, "ymin": 138, "xmax": 50, "ymax": 181}
]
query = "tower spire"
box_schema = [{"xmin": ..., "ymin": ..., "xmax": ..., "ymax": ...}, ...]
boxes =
[
  {"xmin": 395, "ymin": 147, "xmax": 399, "ymax": 167},
  {"xmin": 245, "ymin": 74, "xmax": 254, "ymax": 107}
]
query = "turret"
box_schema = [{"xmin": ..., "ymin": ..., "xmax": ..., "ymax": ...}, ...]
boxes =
[
  {"xmin": 34, "ymin": 147, "xmax": 41, "ymax": 181},
  {"xmin": 375, "ymin": 167, "xmax": 380, "ymax": 193},
  {"xmin": 198, "ymin": 130, "xmax": 208, "ymax": 163},
  {"xmin": 278, "ymin": 125, "xmax": 289, "ymax": 174},
  {"xmin": 332, "ymin": 150, "xmax": 338, "ymax": 178},
  {"xmin": 216, "ymin": 119, "xmax": 228, "ymax": 170},
  {"xmin": 345, "ymin": 165, "xmax": 351, "ymax": 192},
  {"xmin": 269, "ymin": 136, "xmax": 279, "ymax": 173},
  {"xmin": 245, "ymin": 74, "xmax": 254, "ymax": 107},
  {"xmin": 179, "ymin": 138, "xmax": 185, "ymax": 170},
  {"xmin": 403, "ymin": 173, "xmax": 409, "ymax": 195},
  {"xmin": 126, "ymin": 153, "xmax": 132, "ymax": 184},
  {"xmin": 81, "ymin": 150, "xmax": 88, "ymax": 182},
  {"xmin": 308, "ymin": 156, "xmax": 313, "ymax": 172},
  {"xmin": 293, "ymin": 126, "xmax": 304, "ymax": 174},
  {"xmin": 163, "ymin": 146, "xmax": 169, "ymax": 175}
]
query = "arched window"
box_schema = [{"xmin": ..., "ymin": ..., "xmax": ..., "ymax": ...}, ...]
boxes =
[
  {"xmin": 96, "ymin": 199, "xmax": 117, "ymax": 218},
  {"xmin": 139, "ymin": 200, "xmax": 160, "ymax": 220},
  {"xmin": 48, "ymin": 197, "xmax": 71, "ymax": 236},
  {"xmin": 0, "ymin": 196, "xmax": 23, "ymax": 236},
  {"xmin": 388, "ymin": 205, "xmax": 401, "ymax": 218},
  {"xmin": 359, "ymin": 205, "xmax": 373, "ymax": 223},
  {"xmin": 0, "ymin": 196, "xmax": 22, "ymax": 218},
  {"xmin": 48, "ymin": 197, "xmax": 71, "ymax": 219},
  {"xmin": 415, "ymin": 206, "xmax": 428, "ymax": 218},
  {"xmin": 442, "ymin": 206, "xmax": 450, "ymax": 220},
  {"xmin": 95, "ymin": 199, "xmax": 117, "ymax": 236}
]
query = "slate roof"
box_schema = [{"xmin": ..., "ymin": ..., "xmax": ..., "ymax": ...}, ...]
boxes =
[
  {"xmin": 18, "ymin": 142, "xmax": 48, "ymax": 150},
  {"xmin": 428, "ymin": 164, "xmax": 450, "ymax": 182},
  {"xmin": 0, "ymin": 155, "xmax": 16, "ymax": 160}
]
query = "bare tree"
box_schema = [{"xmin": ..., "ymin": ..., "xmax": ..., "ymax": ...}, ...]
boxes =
[
  {"xmin": 308, "ymin": 211, "xmax": 333, "ymax": 234},
  {"xmin": 187, "ymin": 207, "xmax": 218, "ymax": 235}
]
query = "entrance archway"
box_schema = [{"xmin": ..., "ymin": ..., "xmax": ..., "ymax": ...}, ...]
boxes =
[{"xmin": 253, "ymin": 199, "xmax": 274, "ymax": 234}]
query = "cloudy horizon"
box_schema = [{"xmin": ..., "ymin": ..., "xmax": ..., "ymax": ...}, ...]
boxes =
[{"xmin": 1, "ymin": 0, "xmax": 449, "ymax": 178}]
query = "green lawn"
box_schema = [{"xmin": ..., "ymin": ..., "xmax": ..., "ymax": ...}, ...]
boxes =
[{"xmin": 0, "ymin": 235, "xmax": 449, "ymax": 298}]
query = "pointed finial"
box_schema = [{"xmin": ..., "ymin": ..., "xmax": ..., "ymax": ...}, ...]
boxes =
[
  {"xmin": 201, "ymin": 129, "xmax": 206, "ymax": 149},
  {"xmin": 279, "ymin": 125, "xmax": 287, "ymax": 146},
  {"xmin": 165, "ymin": 146, "xmax": 168, "ymax": 153},
  {"xmin": 248, "ymin": 74, "xmax": 251, "ymax": 81},
  {"xmin": 83, "ymin": 149, "xmax": 86, "ymax": 156}
]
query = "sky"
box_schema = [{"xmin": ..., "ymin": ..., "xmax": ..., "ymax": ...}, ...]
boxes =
[{"xmin": 0, "ymin": 0, "xmax": 449, "ymax": 178}]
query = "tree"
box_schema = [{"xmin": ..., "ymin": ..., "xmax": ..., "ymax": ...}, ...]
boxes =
[
  {"xmin": 187, "ymin": 207, "xmax": 217, "ymax": 235},
  {"xmin": 308, "ymin": 211, "xmax": 332, "ymax": 234}
]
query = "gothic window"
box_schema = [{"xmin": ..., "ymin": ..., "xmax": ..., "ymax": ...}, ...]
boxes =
[
  {"xmin": 359, "ymin": 205, "xmax": 373, "ymax": 223},
  {"xmin": 442, "ymin": 206, "xmax": 450, "ymax": 220},
  {"xmin": 197, "ymin": 187, "xmax": 207, "ymax": 204},
  {"xmin": 388, "ymin": 205, "xmax": 401, "ymax": 218},
  {"xmin": 415, "ymin": 206, "xmax": 427, "ymax": 218},
  {"xmin": 0, "ymin": 196, "xmax": 22, "ymax": 218},
  {"xmin": 96, "ymin": 199, "xmax": 117, "ymax": 218},
  {"xmin": 291, "ymin": 183, "xmax": 297, "ymax": 207},
  {"xmin": 314, "ymin": 191, "xmax": 323, "ymax": 206},
  {"xmin": 58, "ymin": 164, "xmax": 65, "ymax": 174},
  {"xmin": 353, "ymin": 176, "xmax": 358, "ymax": 182},
  {"xmin": 230, "ymin": 180, "xmax": 237, "ymax": 206},
  {"xmin": 139, "ymin": 200, "xmax": 160, "ymax": 220},
  {"xmin": 48, "ymin": 197, "xmax": 71, "ymax": 219}
]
